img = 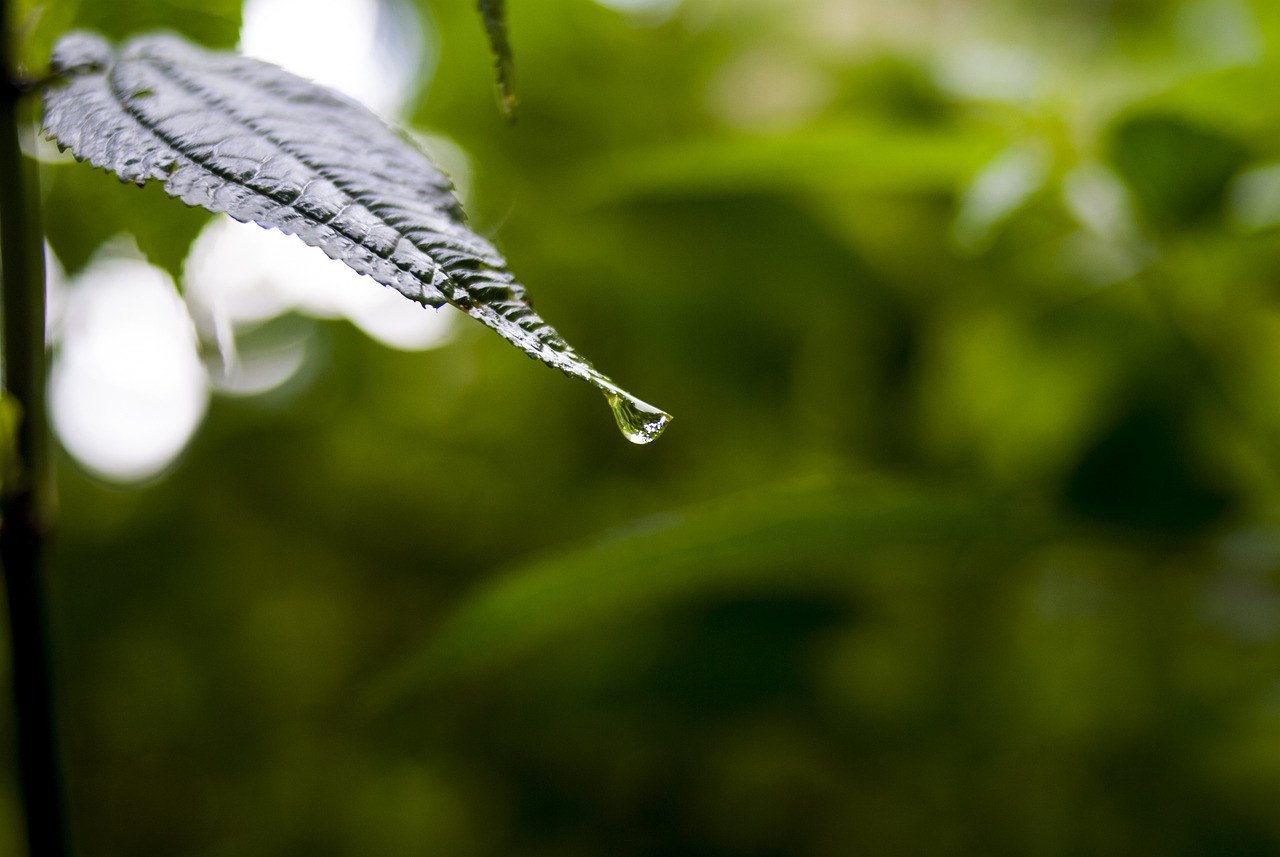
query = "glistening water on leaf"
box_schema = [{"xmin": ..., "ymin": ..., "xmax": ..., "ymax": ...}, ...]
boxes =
[{"xmin": 40, "ymin": 30, "xmax": 669, "ymax": 443}]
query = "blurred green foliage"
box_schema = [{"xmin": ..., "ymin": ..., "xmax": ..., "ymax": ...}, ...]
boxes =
[{"xmin": 5, "ymin": 0, "xmax": 1280, "ymax": 854}]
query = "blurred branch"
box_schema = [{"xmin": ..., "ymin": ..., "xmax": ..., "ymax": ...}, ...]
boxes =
[
  {"xmin": 476, "ymin": 0, "xmax": 517, "ymax": 117},
  {"xmin": 0, "ymin": 2, "xmax": 69, "ymax": 854}
]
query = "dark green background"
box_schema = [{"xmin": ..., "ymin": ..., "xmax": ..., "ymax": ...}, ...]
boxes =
[{"xmin": 7, "ymin": 0, "xmax": 1280, "ymax": 853}]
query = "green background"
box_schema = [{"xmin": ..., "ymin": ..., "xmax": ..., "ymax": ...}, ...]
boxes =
[{"xmin": 8, "ymin": 0, "xmax": 1280, "ymax": 853}]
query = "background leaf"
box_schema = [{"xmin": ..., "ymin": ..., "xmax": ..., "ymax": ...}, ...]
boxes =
[{"xmin": 364, "ymin": 476, "xmax": 1029, "ymax": 703}]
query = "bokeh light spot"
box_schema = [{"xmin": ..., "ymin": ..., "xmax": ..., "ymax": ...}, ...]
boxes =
[
  {"xmin": 240, "ymin": 0, "xmax": 430, "ymax": 118},
  {"xmin": 184, "ymin": 218, "xmax": 457, "ymax": 354},
  {"xmin": 50, "ymin": 245, "xmax": 209, "ymax": 484}
]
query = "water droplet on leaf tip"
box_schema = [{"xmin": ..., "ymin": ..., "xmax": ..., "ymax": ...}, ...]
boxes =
[{"xmin": 605, "ymin": 391, "xmax": 672, "ymax": 445}]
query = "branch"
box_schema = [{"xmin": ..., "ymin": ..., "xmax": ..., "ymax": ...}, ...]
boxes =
[{"xmin": 0, "ymin": 5, "xmax": 69, "ymax": 854}]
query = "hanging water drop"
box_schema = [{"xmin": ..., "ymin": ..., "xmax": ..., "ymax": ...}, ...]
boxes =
[{"xmin": 605, "ymin": 391, "xmax": 672, "ymax": 445}]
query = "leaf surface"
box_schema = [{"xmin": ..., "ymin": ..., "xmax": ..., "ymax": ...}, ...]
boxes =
[{"xmin": 41, "ymin": 31, "xmax": 669, "ymax": 443}]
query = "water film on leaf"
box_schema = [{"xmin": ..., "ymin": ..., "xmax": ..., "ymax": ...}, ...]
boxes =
[{"xmin": 40, "ymin": 30, "xmax": 670, "ymax": 443}]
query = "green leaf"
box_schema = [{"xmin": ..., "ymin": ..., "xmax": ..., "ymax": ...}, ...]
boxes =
[
  {"xmin": 476, "ymin": 0, "xmax": 517, "ymax": 117},
  {"xmin": 362, "ymin": 477, "xmax": 1032, "ymax": 709},
  {"xmin": 1108, "ymin": 114, "xmax": 1251, "ymax": 230},
  {"xmin": 40, "ymin": 30, "xmax": 669, "ymax": 443},
  {"xmin": 575, "ymin": 122, "xmax": 1003, "ymax": 203}
]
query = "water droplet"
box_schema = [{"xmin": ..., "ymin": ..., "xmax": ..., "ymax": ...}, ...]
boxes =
[{"xmin": 605, "ymin": 391, "xmax": 672, "ymax": 445}]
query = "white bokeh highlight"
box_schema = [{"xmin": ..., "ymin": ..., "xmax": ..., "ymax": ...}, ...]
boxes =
[
  {"xmin": 183, "ymin": 218, "xmax": 457, "ymax": 355},
  {"xmin": 591, "ymin": 0, "xmax": 682, "ymax": 21},
  {"xmin": 212, "ymin": 0, "xmax": 456, "ymax": 354},
  {"xmin": 50, "ymin": 249, "xmax": 209, "ymax": 483},
  {"xmin": 1230, "ymin": 163, "xmax": 1280, "ymax": 233},
  {"xmin": 951, "ymin": 145, "xmax": 1050, "ymax": 252},
  {"xmin": 239, "ymin": 0, "xmax": 427, "ymax": 118}
]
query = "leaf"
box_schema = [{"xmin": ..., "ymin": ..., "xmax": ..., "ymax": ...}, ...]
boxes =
[
  {"xmin": 574, "ymin": 122, "xmax": 1003, "ymax": 203},
  {"xmin": 41, "ymin": 30, "xmax": 669, "ymax": 443},
  {"xmin": 360, "ymin": 476, "xmax": 1036, "ymax": 710},
  {"xmin": 43, "ymin": 156, "xmax": 213, "ymax": 280},
  {"xmin": 476, "ymin": 0, "xmax": 517, "ymax": 117}
]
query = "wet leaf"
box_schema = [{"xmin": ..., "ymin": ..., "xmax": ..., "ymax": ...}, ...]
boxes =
[{"xmin": 41, "ymin": 30, "xmax": 669, "ymax": 442}]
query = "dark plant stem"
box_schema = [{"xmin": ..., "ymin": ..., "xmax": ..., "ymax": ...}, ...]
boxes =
[{"xmin": 0, "ymin": 7, "xmax": 68, "ymax": 857}]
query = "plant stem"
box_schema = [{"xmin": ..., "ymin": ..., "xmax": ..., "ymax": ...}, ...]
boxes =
[{"xmin": 0, "ymin": 7, "xmax": 68, "ymax": 856}]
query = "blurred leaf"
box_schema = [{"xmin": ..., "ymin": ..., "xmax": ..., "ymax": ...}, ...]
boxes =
[
  {"xmin": 1065, "ymin": 399, "xmax": 1235, "ymax": 533},
  {"xmin": 12, "ymin": 0, "xmax": 242, "ymax": 76},
  {"xmin": 72, "ymin": 0, "xmax": 242, "ymax": 49},
  {"xmin": 1109, "ymin": 114, "xmax": 1250, "ymax": 230},
  {"xmin": 580, "ymin": 121, "xmax": 1003, "ymax": 202},
  {"xmin": 42, "ymin": 30, "xmax": 670, "ymax": 442},
  {"xmin": 952, "ymin": 144, "xmax": 1052, "ymax": 252},
  {"xmin": 1129, "ymin": 66, "xmax": 1280, "ymax": 145},
  {"xmin": 364, "ymin": 477, "xmax": 1038, "ymax": 708}
]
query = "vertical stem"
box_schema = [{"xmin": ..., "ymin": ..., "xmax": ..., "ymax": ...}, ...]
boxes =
[{"xmin": 0, "ymin": 6, "xmax": 68, "ymax": 856}]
